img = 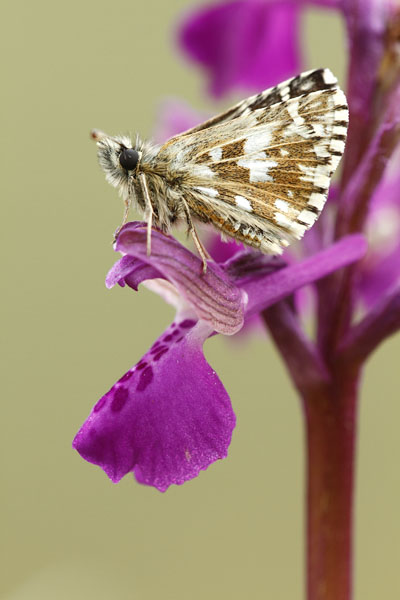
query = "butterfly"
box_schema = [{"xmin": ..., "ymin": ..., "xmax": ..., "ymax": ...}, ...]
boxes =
[{"xmin": 92, "ymin": 68, "xmax": 348, "ymax": 272}]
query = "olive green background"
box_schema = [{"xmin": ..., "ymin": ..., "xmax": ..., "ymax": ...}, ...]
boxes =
[{"xmin": 2, "ymin": 1, "xmax": 399, "ymax": 598}]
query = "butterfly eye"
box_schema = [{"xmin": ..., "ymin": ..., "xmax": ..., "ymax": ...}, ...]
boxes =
[{"xmin": 119, "ymin": 148, "xmax": 139, "ymax": 171}]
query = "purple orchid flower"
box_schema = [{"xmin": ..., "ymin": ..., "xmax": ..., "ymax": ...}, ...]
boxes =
[
  {"xmin": 75, "ymin": 0, "xmax": 400, "ymax": 596},
  {"xmin": 73, "ymin": 223, "xmax": 366, "ymax": 492}
]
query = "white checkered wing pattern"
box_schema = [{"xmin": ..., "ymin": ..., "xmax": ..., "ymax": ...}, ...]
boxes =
[{"xmin": 160, "ymin": 70, "xmax": 348, "ymax": 254}]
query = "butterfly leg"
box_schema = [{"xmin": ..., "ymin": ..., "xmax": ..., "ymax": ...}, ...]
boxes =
[
  {"xmin": 123, "ymin": 197, "xmax": 132, "ymax": 225},
  {"xmin": 114, "ymin": 186, "xmax": 132, "ymax": 242},
  {"xmin": 181, "ymin": 197, "xmax": 210, "ymax": 273},
  {"xmin": 139, "ymin": 172, "xmax": 154, "ymax": 257}
]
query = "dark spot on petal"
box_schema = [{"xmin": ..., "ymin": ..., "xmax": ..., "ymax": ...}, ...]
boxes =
[
  {"xmin": 150, "ymin": 343, "xmax": 167, "ymax": 355},
  {"xmin": 118, "ymin": 370, "xmax": 134, "ymax": 383},
  {"xmin": 136, "ymin": 361, "xmax": 148, "ymax": 371},
  {"xmin": 179, "ymin": 319, "xmax": 196, "ymax": 329},
  {"xmin": 137, "ymin": 366, "xmax": 154, "ymax": 392},
  {"xmin": 153, "ymin": 348, "xmax": 168, "ymax": 361},
  {"xmin": 164, "ymin": 334, "xmax": 173, "ymax": 342},
  {"xmin": 150, "ymin": 341, "xmax": 163, "ymax": 352},
  {"xmin": 93, "ymin": 397, "xmax": 107, "ymax": 413},
  {"xmin": 110, "ymin": 387, "xmax": 129, "ymax": 412}
]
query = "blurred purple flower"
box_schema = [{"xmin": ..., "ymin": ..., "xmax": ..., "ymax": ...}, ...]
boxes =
[
  {"xmin": 73, "ymin": 223, "xmax": 365, "ymax": 491},
  {"xmin": 179, "ymin": 0, "xmax": 303, "ymax": 97},
  {"xmin": 178, "ymin": 0, "xmax": 342, "ymax": 97},
  {"xmin": 153, "ymin": 99, "xmax": 206, "ymax": 144}
]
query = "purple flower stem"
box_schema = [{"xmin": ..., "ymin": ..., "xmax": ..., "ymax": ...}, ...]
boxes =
[
  {"xmin": 276, "ymin": 81, "xmax": 400, "ymax": 600},
  {"xmin": 340, "ymin": 283, "xmax": 400, "ymax": 365},
  {"xmin": 262, "ymin": 301, "xmax": 330, "ymax": 394},
  {"xmin": 302, "ymin": 81, "xmax": 400, "ymax": 595},
  {"xmin": 303, "ymin": 366, "xmax": 360, "ymax": 600},
  {"xmin": 263, "ymin": 302, "xmax": 360, "ymax": 599}
]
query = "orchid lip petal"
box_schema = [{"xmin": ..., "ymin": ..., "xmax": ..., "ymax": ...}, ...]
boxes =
[
  {"xmin": 73, "ymin": 319, "xmax": 235, "ymax": 492},
  {"xmin": 115, "ymin": 222, "xmax": 245, "ymax": 335}
]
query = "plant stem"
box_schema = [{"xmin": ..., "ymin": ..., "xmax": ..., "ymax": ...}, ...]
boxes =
[
  {"xmin": 302, "ymin": 368, "xmax": 360, "ymax": 600},
  {"xmin": 262, "ymin": 306, "xmax": 360, "ymax": 599}
]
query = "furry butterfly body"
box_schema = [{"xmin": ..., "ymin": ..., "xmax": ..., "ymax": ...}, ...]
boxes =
[{"xmin": 93, "ymin": 68, "xmax": 348, "ymax": 269}]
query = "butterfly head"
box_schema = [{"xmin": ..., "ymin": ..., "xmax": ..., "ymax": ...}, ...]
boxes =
[{"xmin": 91, "ymin": 129, "xmax": 141, "ymax": 198}]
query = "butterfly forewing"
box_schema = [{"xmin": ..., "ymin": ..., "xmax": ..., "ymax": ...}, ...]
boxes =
[{"xmin": 160, "ymin": 74, "xmax": 348, "ymax": 254}]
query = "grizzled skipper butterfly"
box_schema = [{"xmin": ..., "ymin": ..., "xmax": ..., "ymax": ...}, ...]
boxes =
[{"xmin": 92, "ymin": 68, "xmax": 348, "ymax": 272}]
